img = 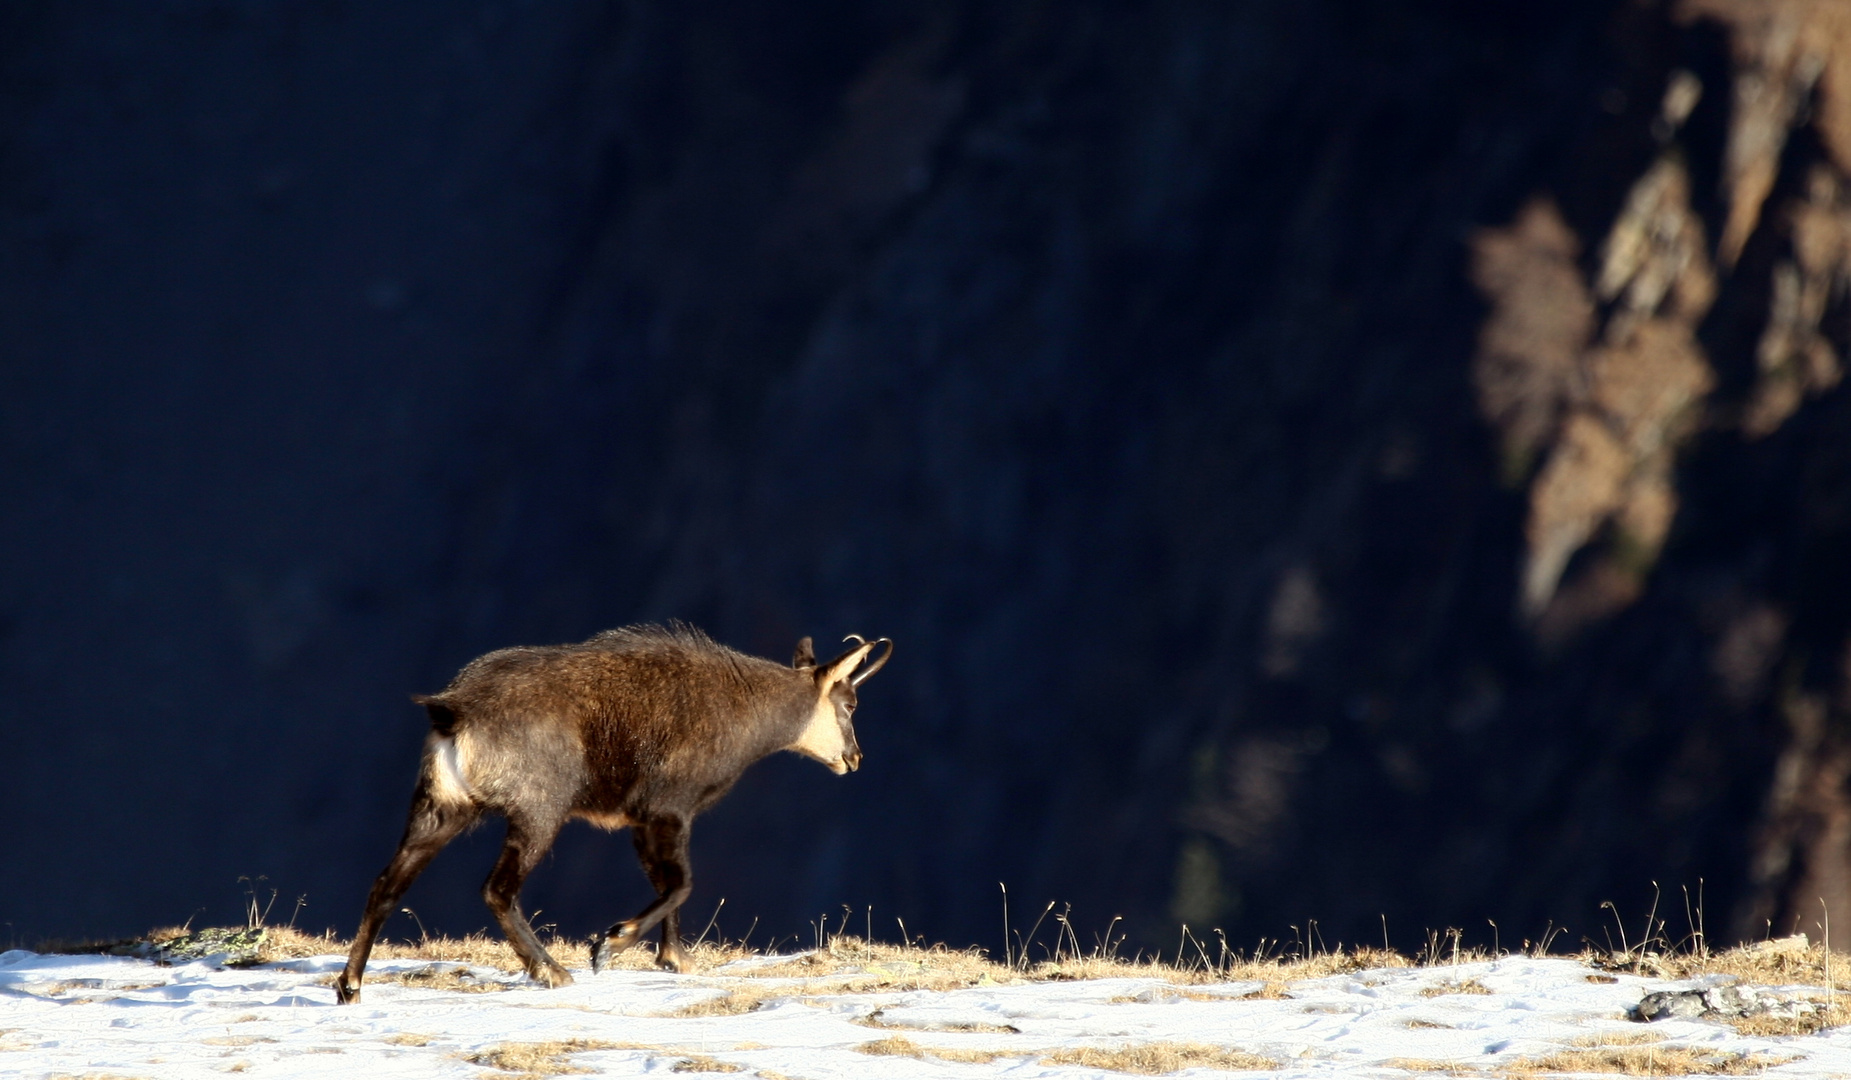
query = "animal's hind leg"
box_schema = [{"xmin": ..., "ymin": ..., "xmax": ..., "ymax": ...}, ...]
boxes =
[
  {"xmin": 593, "ymin": 816, "xmax": 692, "ymax": 973},
  {"xmin": 482, "ymin": 814, "xmax": 573, "ymax": 988},
  {"xmin": 336, "ymin": 785, "xmax": 478, "ymax": 1004}
]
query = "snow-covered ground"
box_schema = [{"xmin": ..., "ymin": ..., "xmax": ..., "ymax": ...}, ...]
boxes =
[{"xmin": 4, "ymin": 945, "xmax": 1851, "ymax": 1078}]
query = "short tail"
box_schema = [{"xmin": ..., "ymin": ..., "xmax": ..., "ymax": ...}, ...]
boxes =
[{"xmin": 412, "ymin": 693, "xmax": 459, "ymax": 737}]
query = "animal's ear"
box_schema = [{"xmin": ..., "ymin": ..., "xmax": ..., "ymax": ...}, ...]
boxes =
[
  {"xmin": 817, "ymin": 637, "xmax": 877, "ymax": 686},
  {"xmin": 792, "ymin": 636, "xmax": 815, "ymax": 669}
]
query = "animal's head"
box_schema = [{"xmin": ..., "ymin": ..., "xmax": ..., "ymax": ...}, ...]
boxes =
[{"xmin": 787, "ymin": 634, "xmax": 892, "ymax": 774}]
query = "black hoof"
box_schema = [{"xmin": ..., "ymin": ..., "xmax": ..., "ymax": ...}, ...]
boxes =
[{"xmin": 335, "ymin": 978, "xmax": 359, "ymax": 1005}]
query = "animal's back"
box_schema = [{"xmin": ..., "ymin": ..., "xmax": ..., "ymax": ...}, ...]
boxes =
[
  {"xmin": 574, "ymin": 624, "xmax": 806, "ymax": 802},
  {"xmin": 433, "ymin": 624, "xmax": 711, "ymax": 724},
  {"xmin": 425, "ymin": 624, "xmax": 797, "ymax": 816}
]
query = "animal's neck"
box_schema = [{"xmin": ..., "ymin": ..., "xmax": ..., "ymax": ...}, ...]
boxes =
[
  {"xmin": 714, "ymin": 663, "xmax": 820, "ymax": 763},
  {"xmin": 762, "ymin": 679, "xmax": 823, "ymax": 756}
]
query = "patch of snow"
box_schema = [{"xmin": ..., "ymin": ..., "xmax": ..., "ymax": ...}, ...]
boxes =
[{"xmin": 0, "ymin": 951, "xmax": 1847, "ymax": 1077}]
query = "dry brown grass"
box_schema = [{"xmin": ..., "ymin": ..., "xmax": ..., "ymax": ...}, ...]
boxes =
[
  {"xmin": 1382, "ymin": 1060, "xmax": 1475, "ymax": 1075},
  {"xmin": 1588, "ymin": 933, "xmax": 1851, "ymax": 1035},
  {"xmin": 1383, "ymin": 1043, "xmax": 1793, "ymax": 1077},
  {"xmin": 1600, "ymin": 933, "xmax": 1840, "ymax": 986},
  {"xmin": 854, "ymin": 1035, "xmax": 1012, "ymax": 1065},
  {"xmin": 1725, "ymin": 996, "xmax": 1851, "ymax": 1037},
  {"xmin": 1405, "ymin": 1019, "xmax": 1456, "ymax": 1030},
  {"xmin": 654, "ymin": 933, "xmax": 1382, "ymax": 1016},
  {"xmin": 911, "ymin": 1047, "xmax": 1010, "ymax": 1064},
  {"xmin": 64, "ymin": 924, "xmax": 756, "ymax": 978},
  {"xmin": 664, "ymin": 985, "xmax": 789, "ymax": 1017},
  {"xmin": 854, "ymin": 1033, "xmax": 1281, "ymax": 1074},
  {"xmin": 40, "ymin": 978, "xmax": 163, "ymax": 997},
  {"xmin": 464, "ymin": 1039, "xmax": 626, "ymax": 1076},
  {"xmin": 659, "ymin": 962, "xmax": 1027, "ymax": 1015},
  {"xmin": 856, "ymin": 1035, "xmax": 927, "ymax": 1058},
  {"xmin": 767, "ymin": 966, "xmax": 1000, "ymax": 996},
  {"xmin": 667, "ymin": 1054, "xmax": 743, "ymax": 1073},
  {"xmin": 46, "ymin": 980, "xmax": 104, "ymax": 995},
  {"xmin": 255, "ymin": 926, "xmax": 622, "ymax": 974},
  {"xmin": 463, "ymin": 1040, "xmax": 751, "ymax": 1078},
  {"xmin": 383, "ymin": 1032, "xmax": 435, "ymax": 1047},
  {"xmin": 1569, "ymin": 1030, "xmax": 1667, "ymax": 1047},
  {"xmin": 372, "ymin": 963, "xmax": 513, "ymax": 994},
  {"xmin": 726, "ymin": 935, "xmax": 1408, "ymax": 990},
  {"xmin": 1026, "ymin": 944, "xmax": 1409, "ymax": 987},
  {"xmin": 1503, "ymin": 1045, "xmax": 1795, "ymax": 1075},
  {"xmin": 1040, "ymin": 1042, "xmax": 1278, "ymax": 1074},
  {"xmin": 858, "ymin": 1008, "xmax": 1020, "ymax": 1033},
  {"xmin": 1106, "ymin": 988, "xmax": 1238, "ymax": 1005},
  {"xmin": 659, "ymin": 938, "xmax": 1010, "ymax": 1015},
  {"xmin": 54, "ymin": 920, "xmax": 1423, "ymax": 1002},
  {"xmin": 645, "ymin": 929, "xmax": 1851, "ymax": 1041},
  {"xmin": 1419, "ymin": 978, "xmax": 1492, "ymax": 997},
  {"xmin": 741, "ymin": 937, "xmax": 1007, "ymax": 984}
]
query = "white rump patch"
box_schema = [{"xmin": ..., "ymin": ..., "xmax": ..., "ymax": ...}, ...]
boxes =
[{"xmin": 428, "ymin": 735, "xmax": 475, "ymax": 806}]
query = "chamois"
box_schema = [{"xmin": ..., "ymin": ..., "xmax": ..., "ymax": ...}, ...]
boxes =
[{"xmin": 334, "ymin": 622, "xmax": 891, "ymax": 1004}]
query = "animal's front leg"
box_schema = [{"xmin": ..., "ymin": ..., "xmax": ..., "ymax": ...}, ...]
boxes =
[
  {"xmin": 593, "ymin": 816, "xmax": 692, "ymax": 973},
  {"xmin": 656, "ymin": 902, "xmax": 689, "ymax": 973},
  {"xmin": 638, "ymin": 818, "xmax": 693, "ymax": 972}
]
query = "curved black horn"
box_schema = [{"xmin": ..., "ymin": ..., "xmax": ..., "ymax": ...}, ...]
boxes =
[
  {"xmin": 821, "ymin": 637, "xmax": 872, "ymax": 679},
  {"xmin": 850, "ymin": 637, "xmax": 893, "ymax": 685}
]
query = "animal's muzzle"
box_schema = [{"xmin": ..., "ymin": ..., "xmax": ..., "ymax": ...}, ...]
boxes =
[{"xmin": 844, "ymin": 750, "xmax": 863, "ymax": 772}]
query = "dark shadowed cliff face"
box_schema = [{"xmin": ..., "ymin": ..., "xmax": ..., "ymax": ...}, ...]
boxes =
[{"xmin": 1, "ymin": 0, "xmax": 1847, "ymax": 955}]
